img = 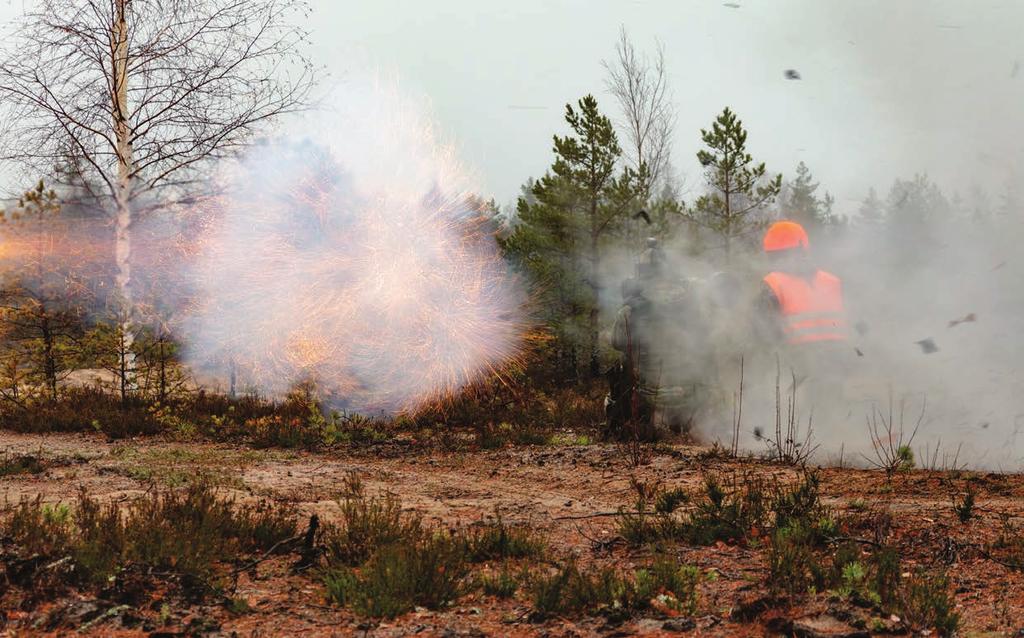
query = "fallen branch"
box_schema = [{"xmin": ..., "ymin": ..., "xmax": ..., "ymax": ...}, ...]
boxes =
[
  {"xmin": 827, "ymin": 535, "xmax": 883, "ymax": 548},
  {"xmin": 552, "ymin": 511, "xmax": 622, "ymax": 521},
  {"xmin": 574, "ymin": 523, "xmax": 623, "ymax": 552},
  {"xmin": 230, "ymin": 514, "xmax": 319, "ymax": 577}
]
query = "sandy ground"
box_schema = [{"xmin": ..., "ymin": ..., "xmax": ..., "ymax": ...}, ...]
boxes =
[{"xmin": 2, "ymin": 430, "xmax": 1024, "ymax": 637}]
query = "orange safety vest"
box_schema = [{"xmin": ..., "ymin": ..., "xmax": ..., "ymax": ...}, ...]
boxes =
[{"xmin": 763, "ymin": 270, "xmax": 848, "ymax": 345}]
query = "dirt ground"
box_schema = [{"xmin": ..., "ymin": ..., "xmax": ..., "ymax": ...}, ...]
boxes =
[{"xmin": 2, "ymin": 431, "xmax": 1023, "ymax": 637}]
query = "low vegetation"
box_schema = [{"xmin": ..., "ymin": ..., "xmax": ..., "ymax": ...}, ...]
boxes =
[
  {"xmin": 529, "ymin": 556, "xmax": 701, "ymax": 619},
  {"xmin": 2, "ymin": 484, "xmax": 298, "ymax": 600},
  {"xmin": 618, "ymin": 470, "xmax": 834, "ymax": 548}
]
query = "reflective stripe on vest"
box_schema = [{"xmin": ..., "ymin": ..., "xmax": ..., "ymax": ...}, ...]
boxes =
[{"xmin": 763, "ymin": 270, "xmax": 847, "ymax": 345}]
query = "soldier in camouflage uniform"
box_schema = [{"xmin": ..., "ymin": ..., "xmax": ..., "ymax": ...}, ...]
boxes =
[
  {"xmin": 605, "ymin": 238, "xmax": 710, "ymax": 440},
  {"xmin": 605, "ymin": 277, "xmax": 654, "ymax": 440}
]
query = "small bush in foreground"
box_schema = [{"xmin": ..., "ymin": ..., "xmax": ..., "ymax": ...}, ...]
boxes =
[
  {"xmin": 464, "ymin": 515, "xmax": 545, "ymax": 562},
  {"xmin": 0, "ymin": 453, "xmax": 45, "ymax": 476},
  {"xmin": 529, "ymin": 556, "xmax": 700, "ymax": 618},
  {"xmin": 323, "ymin": 532, "xmax": 469, "ymax": 617},
  {"xmin": 618, "ymin": 471, "xmax": 834, "ymax": 550},
  {"xmin": 767, "ymin": 522, "xmax": 824, "ymax": 598},
  {"xmin": 952, "ymin": 484, "xmax": 976, "ymax": 523},
  {"xmin": 320, "ymin": 477, "xmax": 546, "ymax": 617},
  {"xmin": 2, "ymin": 484, "xmax": 298, "ymax": 592},
  {"xmin": 680, "ymin": 474, "xmax": 769, "ymax": 545},
  {"xmin": 480, "ymin": 567, "xmax": 520, "ymax": 598},
  {"xmin": 322, "ymin": 476, "xmax": 422, "ymax": 567},
  {"xmin": 898, "ymin": 570, "xmax": 959, "ymax": 636},
  {"xmin": 655, "ymin": 488, "xmax": 688, "ymax": 515}
]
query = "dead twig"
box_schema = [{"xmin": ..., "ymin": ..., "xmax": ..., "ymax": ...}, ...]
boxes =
[
  {"xmin": 574, "ymin": 523, "xmax": 623, "ymax": 552},
  {"xmin": 552, "ymin": 511, "xmax": 622, "ymax": 521},
  {"xmin": 827, "ymin": 535, "xmax": 883, "ymax": 548},
  {"xmin": 231, "ymin": 514, "xmax": 319, "ymax": 577},
  {"xmin": 862, "ymin": 392, "xmax": 926, "ymax": 482},
  {"xmin": 758, "ymin": 360, "xmax": 817, "ymax": 466},
  {"xmin": 730, "ymin": 356, "xmax": 744, "ymax": 457}
]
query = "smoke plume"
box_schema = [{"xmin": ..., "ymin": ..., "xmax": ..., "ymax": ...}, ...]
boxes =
[
  {"xmin": 179, "ymin": 82, "xmax": 526, "ymax": 413},
  {"xmin": 599, "ymin": 198, "xmax": 1024, "ymax": 471}
]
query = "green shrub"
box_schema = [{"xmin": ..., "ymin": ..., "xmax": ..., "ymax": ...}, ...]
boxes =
[
  {"xmin": 618, "ymin": 472, "xmax": 834, "ymax": 549},
  {"xmin": 636, "ymin": 556, "xmax": 701, "ymax": 615},
  {"xmin": 324, "ymin": 532, "xmax": 468, "ymax": 617},
  {"xmin": 71, "ymin": 492, "xmax": 127, "ymax": 584},
  {"xmin": 988, "ymin": 518, "xmax": 1024, "ymax": 571},
  {"xmin": 655, "ymin": 488, "xmax": 688, "ymax": 514},
  {"xmin": 464, "ymin": 515, "xmax": 545, "ymax": 562},
  {"xmin": 871, "ymin": 546, "xmax": 903, "ymax": 607},
  {"xmin": 530, "ymin": 562, "xmax": 623, "ymax": 616},
  {"xmin": 480, "ymin": 567, "xmax": 519, "ymax": 598},
  {"xmin": 896, "ymin": 445, "xmax": 915, "ymax": 470},
  {"xmin": 5, "ymin": 497, "xmax": 73, "ymax": 556},
  {"xmin": 771, "ymin": 471, "xmax": 829, "ymax": 533},
  {"xmin": 767, "ymin": 522, "xmax": 824, "ymax": 598},
  {"xmin": 0, "ymin": 452, "xmax": 45, "ymax": 476},
  {"xmin": 952, "ymin": 485, "xmax": 976, "ymax": 523},
  {"xmin": 898, "ymin": 570, "xmax": 959, "ymax": 636},
  {"xmin": 614, "ymin": 497, "xmax": 671, "ymax": 544},
  {"xmin": 529, "ymin": 557, "xmax": 701, "ymax": 618},
  {"xmin": 530, "ymin": 562, "xmax": 577, "ymax": 615},
  {"xmin": 322, "ymin": 476, "xmax": 422, "ymax": 567},
  {"xmin": 226, "ymin": 498, "xmax": 299, "ymax": 553},
  {"xmin": 681, "ymin": 474, "xmax": 768, "ymax": 545},
  {"xmin": 246, "ymin": 415, "xmax": 323, "ymax": 449},
  {"xmin": 2, "ymin": 485, "xmax": 298, "ymax": 593},
  {"xmin": 0, "ymin": 387, "xmax": 161, "ymax": 437}
]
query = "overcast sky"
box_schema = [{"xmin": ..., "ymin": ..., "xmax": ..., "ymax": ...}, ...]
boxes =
[{"xmin": 2, "ymin": 1, "xmax": 1023, "ymax": 214}]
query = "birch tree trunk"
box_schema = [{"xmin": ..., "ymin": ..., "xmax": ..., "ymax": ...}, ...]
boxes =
[{"xmin": 111, "ymin": 0, "xmax": 136, "ymax": 386}]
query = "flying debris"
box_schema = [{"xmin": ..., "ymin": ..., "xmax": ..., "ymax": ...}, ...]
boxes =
[
  {"xmin": 723, "ymin": 2, "xmax": 741, "ymax": 7},
  {"xmin": 916, "ymin": 338, "xmax": 939, "ymax": 354},
  {"xmin": 784, "ymin": 69, "xmax": 801, "ymax": 80},
  {"xmin": 633, "ymin": 209, "xmax": 652, "ymax": 225},
  {"xmin": 948, "ymin": 313, "xmax": 977, "ymax": 328},
  {"xmin": 855, "ymin": 347, "xmax": 864, "ymax": 357}
]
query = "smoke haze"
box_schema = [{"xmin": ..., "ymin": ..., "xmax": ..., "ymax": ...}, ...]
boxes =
[
  {"xmin": 177, "ymin": 81, "xmax": 527, "ymax": 413},
  {"xmin": 597, "ymin": 198, "xmax": 1024, "ymax": 471}
]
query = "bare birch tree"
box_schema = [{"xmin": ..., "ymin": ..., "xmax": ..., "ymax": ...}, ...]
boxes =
[
  {"xmin": 0, "ymin": 0, "xmax": 316, "ymax": 382},
  {"xmin": 602, "ymin": 26, "xmax": 676, "ymax": 202}
]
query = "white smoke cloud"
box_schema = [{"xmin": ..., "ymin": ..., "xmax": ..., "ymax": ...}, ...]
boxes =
[
  {"xmin": 179, "ymin": 80, "xmax": 526, "ymax": 413},
  {"xmin": 599, "ymin": 205, "xmax": 1024, "ymax": 471}
]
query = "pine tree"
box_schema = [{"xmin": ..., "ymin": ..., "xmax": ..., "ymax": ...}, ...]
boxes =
[
  {"xmin": 782, "ymin": 161, "xmax": 835, "ymax": 227},
  {"xmin": 0, "ymin": 182, "xmax": 88, "ymax": 403},
  {"xmin": 692, "ymin": 107, "xmax": 781, "ymax": 257},
  {"xmin": 858, "ymin": 187, "xmax": 885, "ymax": 226},
  {"xmin": 885, "ymin": 174, "xmax": 950, "ymax": 232},
  {"xmin": 501, "ymin": 95, "xmax": 636, "ymax": 376}
]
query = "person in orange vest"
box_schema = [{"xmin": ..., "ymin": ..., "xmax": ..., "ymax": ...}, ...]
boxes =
[{"xmin": 759, "ymin": 220, "xmax": 848, "ymax": 348}]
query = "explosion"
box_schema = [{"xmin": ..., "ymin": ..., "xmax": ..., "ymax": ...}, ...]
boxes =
[{"xmin": 182, "ymin": 87, "xmax": 526, "ymax": 413}]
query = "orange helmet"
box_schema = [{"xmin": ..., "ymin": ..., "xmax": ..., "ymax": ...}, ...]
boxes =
[{"xmin": 763, "ymin": 220, "xmax": 809, "ymax": 253}]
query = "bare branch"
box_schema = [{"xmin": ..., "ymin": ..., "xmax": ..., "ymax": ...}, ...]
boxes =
[{"xmin": 602, "ymin": 26, "xmax": 676, "ymax": 200}]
